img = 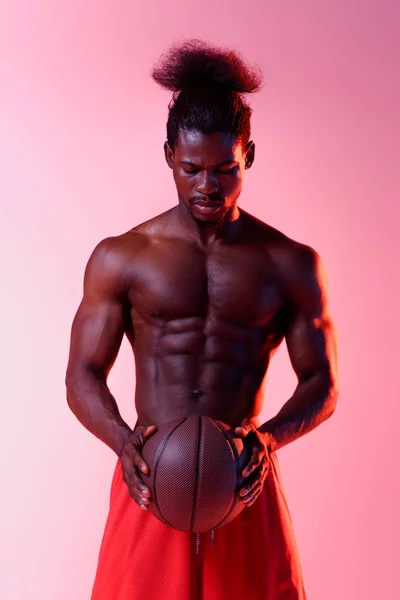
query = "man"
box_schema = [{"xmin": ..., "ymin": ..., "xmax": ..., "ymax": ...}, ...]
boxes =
[{"xmin": 65, "ymin": 39, "xmax": 339, "ymax": 600}]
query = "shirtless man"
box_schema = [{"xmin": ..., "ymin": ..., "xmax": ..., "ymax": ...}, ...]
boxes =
[{"xmin": 65, "ymin": 40, "xmax": 338, "ymax": 599}]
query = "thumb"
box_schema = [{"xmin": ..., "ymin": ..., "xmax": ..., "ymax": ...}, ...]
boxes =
[
  {"xmin": 235, "ymin": 422, "xmax": 252, "ymax": 436},
  {"xmin": 144, "ymin": 425, "xmax": 158, "ymax": 437}
]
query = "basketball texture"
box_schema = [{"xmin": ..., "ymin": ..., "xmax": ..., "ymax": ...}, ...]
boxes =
[{"xmin": 141, "ymin": 415, "xmax": 252, "ymax": 533}]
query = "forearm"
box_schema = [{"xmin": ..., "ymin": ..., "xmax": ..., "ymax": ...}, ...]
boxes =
[
  {"xmin": 258, "ymin": 374, "xmax": 338, "ymax": 453},
  {"xmin": 66, "ymin": 368, "xmax": 133, "ymax": 457}
]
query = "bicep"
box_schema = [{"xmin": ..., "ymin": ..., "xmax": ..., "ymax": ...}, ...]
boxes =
[
  {"xmin": 284, "ymin": 246, "xmax": 338, "ymax": 386},
  {"xmin": 66, "ymin": 239, "xmax": 128, "ymax": 380}
]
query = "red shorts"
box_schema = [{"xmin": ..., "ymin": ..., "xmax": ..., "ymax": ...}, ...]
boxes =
[{"xmin": 91, "ymin": 452, "xmax": 307, "ymax": 599}]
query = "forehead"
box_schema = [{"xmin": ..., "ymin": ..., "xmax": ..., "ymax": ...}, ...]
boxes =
[{"xmin": 174, "ymin": 130, "xmax": 243, "ymax": 165}]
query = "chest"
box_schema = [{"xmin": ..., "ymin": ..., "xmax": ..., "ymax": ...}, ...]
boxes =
[{"xmin": 128, "ymin": 239, "xmax": 285, "ymax": 326}]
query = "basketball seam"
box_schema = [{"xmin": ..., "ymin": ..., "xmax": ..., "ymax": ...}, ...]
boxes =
[
  {"xmin": 153, "ymin": 417, "xmax": 188, "ymax": 528},
  {"xmin": 189, "ymin": 416, "xmax": 202, "ymax": 532},
  {"xmin": 212, "ymin": 419, "xmax": 241, "ymax": 529}
]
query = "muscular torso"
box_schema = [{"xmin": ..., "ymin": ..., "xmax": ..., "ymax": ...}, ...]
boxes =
[{"xmin": 119, "ymin": 207, "xmax": 297, "ymax": 429}]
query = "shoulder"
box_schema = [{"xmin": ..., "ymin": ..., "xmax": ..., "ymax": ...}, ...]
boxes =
[
  {"xmin": 84, "ymin": 231, "xmax": 146, "ymax": 299},
  {"xmin": 131, "ymin": 206, "xmax": 176, "ymax": 237},
  {"xmin": 83, "ymin": 209, "xmax": 173, "ymax": 297},
  {"xmin": 241, "ymin": 209, "xmax": 324, "ymax": 276},
  {"xmin": 273, "ymin": 238, "xmax": 329, "ymax": 315},
  {"xmin": 87, "ymin": 232, "xmax": 137, "ymax": 272},
  {"xmin": 88, "ymin": 207, "xmax": 171, "ymax": 267},
  {"xmin": 279, "ymin": 239, "xmax": 324, "ymax": 280},
  {"xmin": 241, "ymin": 210, "xmax": 329, "ymax": 309}
]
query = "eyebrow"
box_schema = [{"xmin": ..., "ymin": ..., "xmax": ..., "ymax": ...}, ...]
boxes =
[{"xmin": 179, "ymin": 160, "xmax": 237, "ymax": 167}]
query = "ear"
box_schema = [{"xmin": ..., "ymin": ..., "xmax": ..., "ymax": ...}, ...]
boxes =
[
  {"xmin": 244, "ymin": 141, "xmax": 255, "ymax": 170},
  {"xmin": 164, "ymin": 141, "xmax": 174, "ymax": 169}
]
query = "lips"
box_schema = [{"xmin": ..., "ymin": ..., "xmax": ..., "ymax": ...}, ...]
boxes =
[
  {"xmin": 193, "ymin": 199, "xmax": 221, "ymax": 206},
  {"xmin": 193, "ymin": 201, "xmax": 222, "ymax": 215}
]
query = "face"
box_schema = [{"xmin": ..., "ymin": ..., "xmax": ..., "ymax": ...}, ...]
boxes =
[{"xmin": 164, "ymin": 129, "xmax": 255, "ymax": 223}]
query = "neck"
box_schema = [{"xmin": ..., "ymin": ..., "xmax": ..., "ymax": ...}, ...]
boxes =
[{"xmin": 175, "ymin": 201, "xmax": 243, "ymax": 249}]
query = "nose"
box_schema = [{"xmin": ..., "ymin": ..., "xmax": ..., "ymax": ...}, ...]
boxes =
[{"xmin": 195, "ymin": 171, "xmax": 219, "ymax": 195}]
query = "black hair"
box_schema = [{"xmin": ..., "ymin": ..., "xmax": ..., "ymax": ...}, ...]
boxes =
[{"xmin": 151, "ymin": 38, "xmax": 264, "ymax": 152}]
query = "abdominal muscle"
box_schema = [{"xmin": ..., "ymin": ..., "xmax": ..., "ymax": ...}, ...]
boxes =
[{"xmin": 131, "ymin": 315, "xmax": 275, "ymax": 431}]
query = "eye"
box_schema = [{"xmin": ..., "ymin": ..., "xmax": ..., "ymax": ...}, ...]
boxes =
[
  {"xmin": 217, "ymin": 167, "xmax": 236, "ymax": 175},
  {"xmin": 183, "ymin": 167, "xmax": 236, "ymax": 175}
]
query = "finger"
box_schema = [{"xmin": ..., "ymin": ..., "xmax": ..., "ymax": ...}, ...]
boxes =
[
  {"xmin": 123, "ymin": 447, "xmax": 149, "ymax": 476},
  {"xmin": 133, "ymin": 492, "xmax": 149, "ymax": 510},
  {"xmin": 134, "ymin": 495, "xmax": 148, "ymax": 510},
  {"xmin": 243, "ymin": 458, "xmax": 270, "ymax": 501},
  {"xmin": 242, "ymin": 481, "xmax": 262, "ymax": 505},
  {"xmin": 246, "ymin": 493, "xmax": 261, "ymax": 508},
  {"xmin": 135, "ymin": 470, "xmax": 151, "ymax": 498},
  {"xmin": 134, "ymin": 425, "xmax": 157, "ymax": 446},
  {"xmin": 126, "ymin": 466, "xmax": 151, "ymax": 497},
  {"xmin": 131, "ymin": 447, "xmax": 150, "ymax": 475},
  {"xmin": 131, "ymin": 470, "xmax": 151, "ymax": 507},
  {"xmin": 144, "ymin": 425, "xmax": 158, "ymax": 438},
  {"xmin": 134, "ymin": 426, "xmax": 158, "ymax": 473},
  {"xmin": 242, "ymin": 448, "xmax": 264, "ymax": 477},
  {"xmin": 235, "ymin": 422, "xmax": 253, "ymax": 437},
  {"xmin": 242, "ymin": 446, "xmax": 265, "ymax": 478},
  {"xmin": 239, "ymin": 470, "xmax": 262, "ymax": 499},
  {"xmin": 240, "ymin": 448, "xmax": 256, "ymax": 478}
]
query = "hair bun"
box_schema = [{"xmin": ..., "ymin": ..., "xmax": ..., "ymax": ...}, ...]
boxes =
[{"xmin": 151, "ymin": 38, "xmax": 263, "ymax": 96}]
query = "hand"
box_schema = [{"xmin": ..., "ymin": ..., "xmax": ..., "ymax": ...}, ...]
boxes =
[
  {"xmin": 121, "ymin": 424, "xmax": 158, "ymax": 510},
  {"xmin": 235, "ymin": 421, "xmax": 271, "ymax": 508}
]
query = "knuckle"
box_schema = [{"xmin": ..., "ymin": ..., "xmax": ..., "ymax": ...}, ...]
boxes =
[
  {"xmin": 133, "ymin": 487, "xmax": 143, "ymax": 502},
  {"xmin": 124, "ymin": 445, "xmax": 139, "ymax": 463},
  {"xmin": 132, "ymin": 428, "xmax": 146, "ymax": 446},
  {"xmin": 132, "ymin": 434, "xmax": 143, "ymax": 449},
  {"xmin": 129, "ymin": 477, "xmax": 142, "ymax": 495},
  {"xmin": 133, "ymin": 469, "xmax": 144, "ymax": 484},
  {"xmin": 132, "ymin": 451, "xmax": 144, "ymax": 467},
  {"xmin": 250, "ymin": 482, "xmax": 258, "ymax": 494},
  {"xmin": 127, "ymin": 450, "xmax": 137, "ymax": 465}
]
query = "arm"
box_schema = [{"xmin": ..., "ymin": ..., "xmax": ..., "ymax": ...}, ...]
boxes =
[
  {"xmin": 65, "ymin": 237, "xmax": 133, "ymax": 457},
  {"xmin": 258, "ymin": 245, "xmax": 339, "ymax": 452}
]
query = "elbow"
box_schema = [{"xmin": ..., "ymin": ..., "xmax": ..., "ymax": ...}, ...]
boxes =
[
  {"xmin": 65, "ymin": 366, "xmax": 76, "ymax": 394},
  {"xmin": 325, "ymin": 380, "xmax": 339, "ymax": 419},
  {"xmin": 65, "ymin": 372, "xmax": 71, "ymax": 390},
  {"xmin": 65, "ymin": 368, "xmax": 85, "ymax": 407},
  {"xmin": 65, "ymin": 365, "xmax": 105, "ymax": 405},
  {"xmin": 65, "ymin": 361, "xmax": 77, "ymax": 388},
  {"xmin": 65, "ymin": 372, "xmax": 77, "ymax": 408},
  {"xmin": 65, "ymin": 364, "xmax": 94, "ymax": 387}
]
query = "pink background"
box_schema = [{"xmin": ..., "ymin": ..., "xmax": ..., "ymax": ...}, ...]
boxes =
[{"xmin": 1, "ymin": 1, "xmax": 399, "ymax": 598}]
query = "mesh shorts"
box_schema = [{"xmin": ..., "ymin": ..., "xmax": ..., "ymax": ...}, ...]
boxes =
[{"xmin": 90, "ymin": 451, "xmax": 307, "ymax": 600}]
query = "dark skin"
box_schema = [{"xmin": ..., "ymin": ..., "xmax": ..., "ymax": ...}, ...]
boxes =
[{"xmin": 65, "ymin": 129, "xmax": 339, "ymax": 513}]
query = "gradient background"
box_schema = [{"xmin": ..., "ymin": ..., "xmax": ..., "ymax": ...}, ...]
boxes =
[{"xmin": 1, "ymin": 1, "xmax": 399, "ymax": 598}]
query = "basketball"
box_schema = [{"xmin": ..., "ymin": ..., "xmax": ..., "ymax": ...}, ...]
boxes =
[{"xmin": 140, "ymin": 415, "xmax": 252, "ymax": 533}]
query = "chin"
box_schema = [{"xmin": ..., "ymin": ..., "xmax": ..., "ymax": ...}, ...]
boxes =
[{"xmin": 192, "ymin": 212, "xmax": 222, "ymax": 224}]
